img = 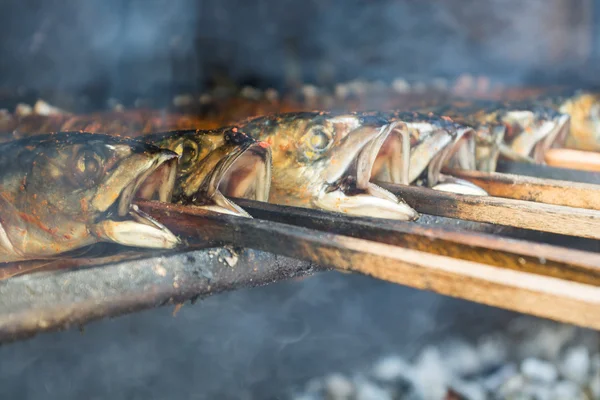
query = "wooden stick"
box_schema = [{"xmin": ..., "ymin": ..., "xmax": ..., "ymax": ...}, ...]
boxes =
[
  {"xmin": 442, "ymin": 168, "xmax": 600, "ymax": 210},
  {"xmin": 545, "ymin": 148, "xmax": 600, "ymax": 173},
  {"xmin": 496, "ymin": 160, "xmax": 600, "ymax": 185},
  {"xmin": 378, "ymin": 182, "xmax": 600, "ymax": 239},
  {"xmin": 233, "ymin": 198, "xmax": 600, "ymax": 286},
  {"xmin": 136, "ymin": 200, "xmax": 600, "ymax": 330}
]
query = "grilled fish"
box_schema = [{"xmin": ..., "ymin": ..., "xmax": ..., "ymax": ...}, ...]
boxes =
[
  {"xmin": 235, "ymin": 112, "xmax": 418, "ymax": 220},
  {"xmin": 428, "ymin": 100, "xmax": 570, "ymax": 170},
  {"xmin": 0, "ymin": 111, "xmax": 273, "ymax": 218},
  {"xmin": 368, "ymin": 111, "xmax": 487, "ymax": 196},
  {"xmin": 145, "ymin": 127, "xmax": 272, "ymax": 217},
  {"xmin": 0, "ymin": 132, "xmax": 180, "ymax": 263},
  {"xmin": 535, "ymin": 90, "xmax": 600, "ymax": 152}
]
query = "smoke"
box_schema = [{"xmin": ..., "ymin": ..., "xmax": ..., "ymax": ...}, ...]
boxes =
[
  {"xmin": 0, "ymin": 0, "xmax": 595, "ymax": 101},
  {"xmin": 0, "ymin": 272, "xmax": 519, "ymax": 399}
]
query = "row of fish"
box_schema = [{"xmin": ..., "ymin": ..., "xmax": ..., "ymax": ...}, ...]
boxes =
[{"xmin": 1, "ymin": 88, "xmax": 598, "ymax": 263}]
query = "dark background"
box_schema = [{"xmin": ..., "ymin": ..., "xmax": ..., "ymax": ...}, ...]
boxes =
[
  {"xmin": 0, "ymin": 0, "xmax": 598, "ymax": 100},
  {"xmin": 0, "ymin": 1, "xmax": 598, "ymax": 398}
]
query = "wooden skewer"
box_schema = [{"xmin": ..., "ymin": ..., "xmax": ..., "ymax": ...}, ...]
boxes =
[
  {"xmin": 378, "ymin": 182, "xmax": 600, "ymax": 239},
  {"xmin": 233, "ymin": 198, "xmax": 600, "ymax": 285},
  {"xmin": 545, "ymin": 148, "xmax": 600, "ymax": 173},
  {"xmin": 442, "ymin": 168, "xmax": 600, "ymax": 210},
  {"xmin": 137, "ymin": 200, "xmax": 600, "ymax": 330},
  {"xmin": 496, "ymin": 160, "xmax": 600, "ymax": 185}
]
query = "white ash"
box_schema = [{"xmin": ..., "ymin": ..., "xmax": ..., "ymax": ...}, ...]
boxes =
[
  {"xmin": 14, "ymin": 103, "xmax": 33, "ymax": 116},
  {"xmin": 520, "ymin": 358, "xmax": 558, "ymax": 383},
  {"xmin": 301, "ymin": 84, "xmax": 319, "ymax": 100},
  {"xmin": 558, "ymin": 346, "xmax": 590, "ymax": 385},
  {"xmin": 324, "ymin": 373, "xmax": 354, "ymax": 399},
  {"xmin": 392, "ymin": 78, "xmax": 411, "ymax": 93},
  {"xmin": 172, "ymin": 94, "xmax": 195, "ymax": 107},
  {"xmin": 240, "ymin": 86, "xmax": 262, "ymax": 100},
  {"xmin": 265, "ymin": 88, "xmax": 279, "ymax": 102},
  {"xmin": 288, "ymin": 317, "xmax": 600, "ymax": 400},
  {"xmin": 33, "ymin": 99, "xmax": 68, "ymax": 115}
]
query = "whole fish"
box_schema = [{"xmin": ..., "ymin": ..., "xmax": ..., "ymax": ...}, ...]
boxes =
[
  {"xmin": 368, "ymin": 111, "xmax": 487, "ymax": 196},
  {"xmin": 145, "ymin": 127, "xmax": 272, "ymax": 217},
  {"xmin": 235, "ymin": 112, "xmax": 419, "ymax": 220},
  {"xmin": 0, "ymin": 132, "xmax": 180, "ymax": 263},
  {"xmin": 428, "ymin": 100, "xmax": 570, "ymax": 170},
  {"xmin": 0, "ymin": 111, "xmax": 273, "ymax": 218}
]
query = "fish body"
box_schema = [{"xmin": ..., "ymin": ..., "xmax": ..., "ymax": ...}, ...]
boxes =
[
  {"xmin": 0, "ymin": 132, "xmax": 180, "ymax": 263},
  {"xmin": 234, "ymin": 112, "xmax": 418, "ymax": 220},
  {"xmin": 429, "ymin": 100, "xmax": 570, "ymax": 170}
]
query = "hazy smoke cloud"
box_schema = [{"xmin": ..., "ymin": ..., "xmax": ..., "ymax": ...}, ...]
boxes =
[{"xmin": 0, "ymin": 0, "xmax": 595, "ymax": 99}]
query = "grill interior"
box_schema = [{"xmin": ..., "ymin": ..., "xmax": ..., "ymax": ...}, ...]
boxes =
[{"xmin": 1, "ymin": 1, "xmax": 600, "ymax": 399}]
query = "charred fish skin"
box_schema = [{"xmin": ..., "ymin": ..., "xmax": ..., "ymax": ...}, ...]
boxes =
[
  {"xmin": 235, "ymin": 111, "xmax": 419, "ymax": 220},
  {"xmin": 0, "ymin": 132, "xmax": 180, "ymax": 263},
  {"xmin": 145, "ymin": 127, "xmax": 273, "ymax": 218}
]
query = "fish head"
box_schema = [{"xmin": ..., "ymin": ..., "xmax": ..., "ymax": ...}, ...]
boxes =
[
  {"xmin": 369, "ymin": 111, "xmax": 487, "ymax": 196},
  {"xmin": 501, "ymin": 106, "xmax": 570, "ymax": 163},
  {"xmin": 0, "ymin": 132, "xmax": 180, "ymax": 262},
  {"xmin": 559, "ymin": 91, "xmax": 600, "ymax": 151},
  {"xmin": 241, "ymin": 112, "xmax": 418, "ymax": 220},
  {"xmin": 148, "ymin": 127, "xmax": 272, "ymax": 217},
  {"xmin": 470, "ymin": 123, "xmax": 506, "ymax": 173}
]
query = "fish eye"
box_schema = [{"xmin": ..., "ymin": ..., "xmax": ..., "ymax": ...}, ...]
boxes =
[
  {"xmin": 72, "ymin": 148, "xmax": 105, "ymax": 188},
  {"xmin": 174, "ymin": 139, "xmax": 199, "ymax": 171},
  {"xmin": 306, "ymin": 128, "xmax": 332, "ymax": 153}
]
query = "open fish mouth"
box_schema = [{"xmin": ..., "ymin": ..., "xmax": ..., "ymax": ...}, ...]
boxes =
[
  {"xmin": 94, "ymin": 150, "xmax": 181, "ymax": 249},
  {"xmin": 372, "ymin": 123, "xmax": 487, "ymax": 196},
  {"xmin": 434, "ymin": 127, "xmax": 488, "ymax": 196},
  {"xmin": 209, "ymin": 142, "xmax": 272, "ymax": 217},
  {"xmin": 502, "ymin": 111, "xmax": 570, "ymax": 164},
  {"xmin": 315, "ymin": 122, "xmax": 419, "ymax": 221}
]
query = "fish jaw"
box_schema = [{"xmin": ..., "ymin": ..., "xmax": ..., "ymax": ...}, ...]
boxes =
[
  {"xmin": 473, "ymin": 125, "xmax": 506, "ymax": 173},
  {"xmin": 315, "ymin": 123, "xmax": 419, "ymax": 220},
  {"xmin": 444, "ymin": 127, "xmax": 477, "ymax": 171},
  {"xmin": 432, "ymin": 175, "xmax": 488, "ymax": 196},
  {"xmin": 93, "ymin": 204, "xmax": 179, "ymax": 249},
  {"xmin": 371, "ymin": 123, "xmax": 411, "ymax": 185},
  {"xmin": 408, "ymin": 129, "xmax": 454, "ymax": 184},
  {"xmin": 504, "ymin": 109, "xmax": 569, "ymax": 162},
  {"xmin": 532, "ymin": 114, "xmax": 571, "ymax": 163},
  {"xmin": 314, "ymin": 184, "xmax": 418, "ymax": 220},
  {"xmin": 169, "ymin": 139, "xmax": 271, "ymax": 218},
  {"xmin": 91, "ymin": 150, "xmax": 181, "ymax": 250}
]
